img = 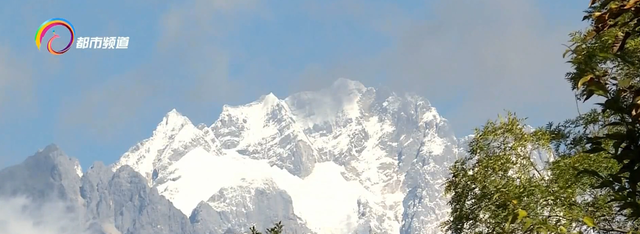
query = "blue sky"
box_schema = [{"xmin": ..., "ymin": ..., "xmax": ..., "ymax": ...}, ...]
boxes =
[{"xmin": 0, "ymin": 0, "xmax": 587, "ymax": 169}]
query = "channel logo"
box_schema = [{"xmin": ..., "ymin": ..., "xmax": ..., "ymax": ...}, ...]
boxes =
[
  {"xmin": 35, "ymin": 18, "xmax": 75, "ymax": 55},
  {"xmin": 35, "ymin": 18, "xmax": 130, "ymax": 55}
]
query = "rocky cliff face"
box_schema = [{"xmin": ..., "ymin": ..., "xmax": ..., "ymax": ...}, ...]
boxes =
[{"xmin": 0, "ymin": 145, "xmax": 195, "ymax": 234}]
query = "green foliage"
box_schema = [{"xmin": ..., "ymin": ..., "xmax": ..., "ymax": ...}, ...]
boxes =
[
  {"xmin": 443, "ymin": 1, "xmax": 640, "ymax": 233},
  {"xmin": 442, "ymin": 112, "xmax": 630, "ymax": 233},
  {"xmin": 249, "ymin": 222, "xmax": 284, "ymax": 234},
  {"xmin": 583, "ymin": 0, "xmax": 640, "ymax": 54},
  {"xmin": 444, "ymin": 113, "xmax": 559, "ymax": 233},
  {"xmin": 546, "ymin": 111, "xmax": 629, "ymax": 232},
  {"xmin": 565, "ymin": 0, "xmax": 640, "ymax": 228}
]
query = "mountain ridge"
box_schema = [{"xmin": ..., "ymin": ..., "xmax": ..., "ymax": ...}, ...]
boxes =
[
  {"xmin": 1, "ymin": 78, "xmax": 467, "ymax": 234},
  {"xmin": 109, "ymin": 78, "xmax": 462, "ymax": 234}
]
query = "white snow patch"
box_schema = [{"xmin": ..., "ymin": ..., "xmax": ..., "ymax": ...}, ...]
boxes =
[
  {"xmin": 74, "ymin": 161, "xmax": 83, "ymax": 178},
  {"xmin": 156, "ymin": 148, "xmax": 370, "ymax": 234},
  {"xmin": 420, "ymin": 108, "xmax": 441, "ymax": 124},
  {"xmin": 421, "ymin": 131, "xmax": 447, "ymax": 155},
  {"xmin": 275, "ymin": 162, "xmax": 370, "ymax": 233},
  {"xmin": 156, "ymin": 147, "xmax": 270, "ymax": 215}
]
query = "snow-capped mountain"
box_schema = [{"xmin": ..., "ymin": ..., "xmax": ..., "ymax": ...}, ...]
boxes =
[{"xmin": 111, "ymin": 78, "xmax": 464, "ymax": 234}]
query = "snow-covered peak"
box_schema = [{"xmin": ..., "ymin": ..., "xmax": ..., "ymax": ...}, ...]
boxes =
[
  {"xmin": 154, "ymin": 109, "xmax": 193, "ymax": 137},
  {"xmin": 213, "ymin": 78, "xmax": 370, "ymax": 129},
  {"xmin": 166, "ymin": 108, "xmax": 181, "ymax": 116},
  {"xmin": 113, "ymin": 78, "xmax": 460, "ymax": 234},
  {"xmin": 37, "ymin": 144, "xmax": 62, "ymax": 155},
  {"xmin": 219, "ymin": 92, "xmax": 285, "ymax": 118},
  {"xmin": 283, "ymin": 80, "xmax": 371, "ymax": 128},
  {"xmin": 214, "ymin": 91, "xmax": 295, "ymax": 147},
  {"xmin": 259, "ymin": 92, "xmax": 279, "ymax": 106},
  {"xmin": 112, "ymin": 109, "xmax": 220, "ymax": 186}
]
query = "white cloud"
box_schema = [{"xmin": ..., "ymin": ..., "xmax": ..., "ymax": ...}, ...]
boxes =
[
  {"xmin": 155, "ymin": 0, "xmax": 266, "ymax": 102},
  {"xmin": 289, "ymin": 0, "xmax": 589, "ymax": 134},
  {"xmin": 56, "ymin": 0, "xmax": 265, "ymax": 139},
  {"xmin": 56, "ymin": 0, "xmax": 592, "ymax": 140},
  {"xmin": 0, "ymin": 196, "xmax": 99, "ymax": 234}
]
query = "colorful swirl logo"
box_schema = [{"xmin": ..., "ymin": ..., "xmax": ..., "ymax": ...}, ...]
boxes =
[{"xmin": 35, "ymin": 18, "xmax": 75, "ymax": 55}]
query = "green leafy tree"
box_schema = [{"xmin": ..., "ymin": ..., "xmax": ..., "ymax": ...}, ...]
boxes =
[
  {"xmin": 442, "ymin": 113, "xmax": 557, "ymax": 233},
  {"xmin": 442, "ymin": 112, "xmax": 623, "ymax": 233},
  {"xmin": 249, "ymin": 222, "xmax": 284, "ymax": 234},
  {"xmin": 564, "ymin": 0, "xmax": 640, "ymax": 228},
  {"xmin": 443, "ymin": 0, "xmax": 640, "ymax": 233},
  {"xmin": 545, "ymin": 110, "xmax": 630, "ymax": 233}
]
